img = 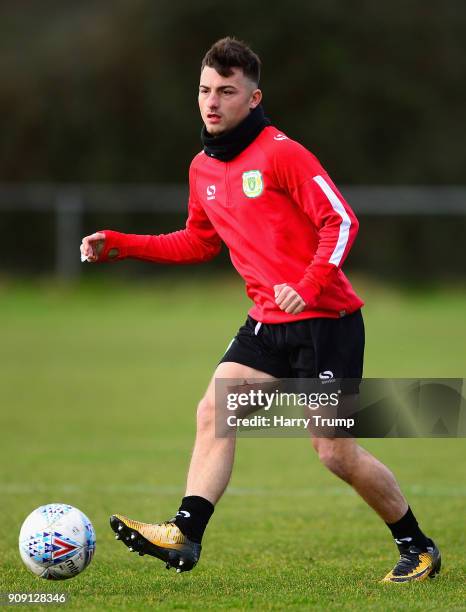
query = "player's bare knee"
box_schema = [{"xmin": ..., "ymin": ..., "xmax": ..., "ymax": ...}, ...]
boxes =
[
  {"xmin": 311, "ymin": 436, "xmax": 321, "ymax": 454},
  {"xmin": 196, "ymin": 396, "xmax": 215, "ymax": 433},
  {"xmin": 314, "ymin": 439, "xmax": 355, "ymax": 483}
]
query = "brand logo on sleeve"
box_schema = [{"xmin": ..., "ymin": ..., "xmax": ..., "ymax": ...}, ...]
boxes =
[
  {"xmin": 206, "ymin": 185, "xmax": 216, "ymax": 200},
  {"xmin": 273, "ymin": 133, "xmax": 287, "ymax": 141},
  {"xmin": 242, "ymin": 170, "xmax": 263, "ymax": 198}
]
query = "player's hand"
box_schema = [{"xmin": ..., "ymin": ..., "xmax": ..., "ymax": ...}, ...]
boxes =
[
  {"xmin": 273, "ymin": 283, "xmax": 306, "ymax": 314},
  {"xmin": 80, "ymin": 232, "xmax": 105, "ymax": 263}
]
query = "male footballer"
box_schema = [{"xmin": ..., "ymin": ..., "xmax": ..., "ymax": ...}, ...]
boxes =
[{"xmin": 81, "ymin": 37, "xmax": 440, "ymax": 582}]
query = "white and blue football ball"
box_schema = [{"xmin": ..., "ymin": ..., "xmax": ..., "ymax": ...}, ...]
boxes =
[{"xmin": 19, "ymin": 503, "xmax": 96, "ymax": 580}]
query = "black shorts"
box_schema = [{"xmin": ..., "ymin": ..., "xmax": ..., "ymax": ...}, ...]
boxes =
[{"xmin": 220, "ymin": 310, "xmax": 365, "ymax": 382}]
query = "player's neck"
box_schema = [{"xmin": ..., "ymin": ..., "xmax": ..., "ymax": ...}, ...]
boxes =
[{"xmin": 201, "ymin": 105, "xmax": 270, "ymax": 162}]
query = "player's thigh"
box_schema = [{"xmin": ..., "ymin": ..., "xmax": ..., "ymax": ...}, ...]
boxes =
[
  {"xmin": 204, "ymin": 361, "xmax": 277, "ymax": 407},
  {"xmin": 199, "ymin": 362, "xmax": 277, "ymax": 435}
]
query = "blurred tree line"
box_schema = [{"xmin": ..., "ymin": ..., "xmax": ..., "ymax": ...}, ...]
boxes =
[
  {"xmin": 1, "ymin": 0, "xmax": 465, "ymax": 184},
  {"xmin": 1, "ymin": 1, "xmax": 465, "ymax": 281}
]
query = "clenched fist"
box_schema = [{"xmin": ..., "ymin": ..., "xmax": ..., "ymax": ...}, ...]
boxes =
[
  {"xmin": 80, "ymin": 232, "xmax": 106, "ymax": 263},
  {"xmin": 273, "ymin": 283, "xmax": 306, "ymax": 314}
]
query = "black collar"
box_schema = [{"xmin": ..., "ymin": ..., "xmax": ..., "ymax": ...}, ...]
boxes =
[{"xmin": 201, "ymin": 105, "xmax": 270, "ymax": 162}]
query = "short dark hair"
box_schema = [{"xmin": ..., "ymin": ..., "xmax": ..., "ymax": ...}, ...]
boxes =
[{"xmin": 201, "ymin": 37, "xmax": 261, "ymax": 85}]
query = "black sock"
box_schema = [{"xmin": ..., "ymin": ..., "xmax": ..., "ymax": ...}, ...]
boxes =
[
  {"xmin": 173, "ymin": 496, "xmax": 214, "ymax": 544},
  {"xmin": 386, "ymin": 506, "xmax": 430, "ymax": 550}
]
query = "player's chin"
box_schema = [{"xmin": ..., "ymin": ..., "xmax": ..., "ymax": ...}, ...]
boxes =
[{"xmin": 207, "ymin": 126, "xmax": 226, "ymax": 136}]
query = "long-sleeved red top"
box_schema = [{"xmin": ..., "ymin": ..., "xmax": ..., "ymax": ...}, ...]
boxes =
[{"xmin": 99, "ymin": 125, "xmax": 364, "ymax": 323}]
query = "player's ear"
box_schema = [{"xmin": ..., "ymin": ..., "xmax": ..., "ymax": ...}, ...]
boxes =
[{"xmin": 249, "ymin": 88, "xmax": 262, "ymax": 109}]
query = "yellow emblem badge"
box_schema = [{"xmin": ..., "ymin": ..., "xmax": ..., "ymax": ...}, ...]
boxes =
[{"xmin": 242, "ymin": 170, "xmax": 263, "ymax": 198}]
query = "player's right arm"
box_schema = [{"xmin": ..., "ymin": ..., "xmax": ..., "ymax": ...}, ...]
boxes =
[{"xmin": 80, "ymin": 164, "xmax": 222, "ymax": 265}]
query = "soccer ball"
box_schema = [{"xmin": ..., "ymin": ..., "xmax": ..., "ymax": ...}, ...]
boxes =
[{"xmin": 18, "ymin": 503, "xmax": 96, "ymax": 580}]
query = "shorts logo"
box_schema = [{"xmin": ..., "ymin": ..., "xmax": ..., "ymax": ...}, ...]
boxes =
[
  {"xmin": 319, "ymin": 370, "xmax": 334, "ymax": 380},
  {"xmin": 242, "ymin": 170, "xmax": 263, "ymax": 198}
]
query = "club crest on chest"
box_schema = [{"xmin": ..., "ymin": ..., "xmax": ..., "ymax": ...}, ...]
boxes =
[{"xmin": 242, "ymin": 170, "xmax": 263, "ymax": 198}]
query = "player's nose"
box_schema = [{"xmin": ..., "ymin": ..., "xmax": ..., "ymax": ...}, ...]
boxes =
[{"xmin": 206, "ymin": 92, "xmax": 219, "ymax": 109}]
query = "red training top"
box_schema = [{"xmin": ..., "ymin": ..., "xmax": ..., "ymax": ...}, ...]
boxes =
[{"xmin": 99, "ymin": 125, "xmax": 364, "ymax": 323}]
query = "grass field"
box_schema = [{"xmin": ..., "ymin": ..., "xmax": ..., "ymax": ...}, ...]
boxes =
[{"xmin": 1, "ymin": 275, "xmax": 465, "ymax": 610}]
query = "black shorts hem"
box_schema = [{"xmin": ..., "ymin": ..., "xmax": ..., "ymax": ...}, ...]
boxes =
[{"xmin": 218, "ymin": 352, "xmax": 286, "ymax": 379}]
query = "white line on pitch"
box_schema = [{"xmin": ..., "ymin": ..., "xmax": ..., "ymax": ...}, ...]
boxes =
[{"xmin": 1, "ymin": 483, "xmax": 465, "ymax": 497}]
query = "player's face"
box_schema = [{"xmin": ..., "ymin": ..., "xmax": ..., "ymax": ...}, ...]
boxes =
[{"xmin": 199, "ymin": 66, "xmax": 262, "ymax": 136}]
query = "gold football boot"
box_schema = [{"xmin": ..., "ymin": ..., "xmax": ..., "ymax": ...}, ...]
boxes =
[{"xmin": 110, "ymin": 514, "xmax": 201, "ymax": 572}]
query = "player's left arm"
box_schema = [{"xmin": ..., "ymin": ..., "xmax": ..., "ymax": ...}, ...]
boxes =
[{"xmin": 272, "ymin": 139, "xmax": 359, "ymax": 312}]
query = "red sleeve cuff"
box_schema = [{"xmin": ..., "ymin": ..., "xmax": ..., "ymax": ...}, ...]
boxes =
[
  {"xmin": 288, "ymin": 282, "xmax": 321, "ymax": 308},
  {"xmin": 289, "ymin": 263, "xmax": 339, "ymax": 307},
  {"xmin": 98, "ymin": 230, "xmax": 128, "ymax": 262}
]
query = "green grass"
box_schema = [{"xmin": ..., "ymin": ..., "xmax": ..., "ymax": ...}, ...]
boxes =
[{"xmin": 0, "ymin": 276, "xmax": 465, "ymax": 610}]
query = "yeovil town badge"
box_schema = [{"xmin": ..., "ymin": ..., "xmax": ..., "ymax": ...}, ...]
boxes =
[{"xmin": 242, "ymin": 170, "xmax": 263, "ymax": 198}]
